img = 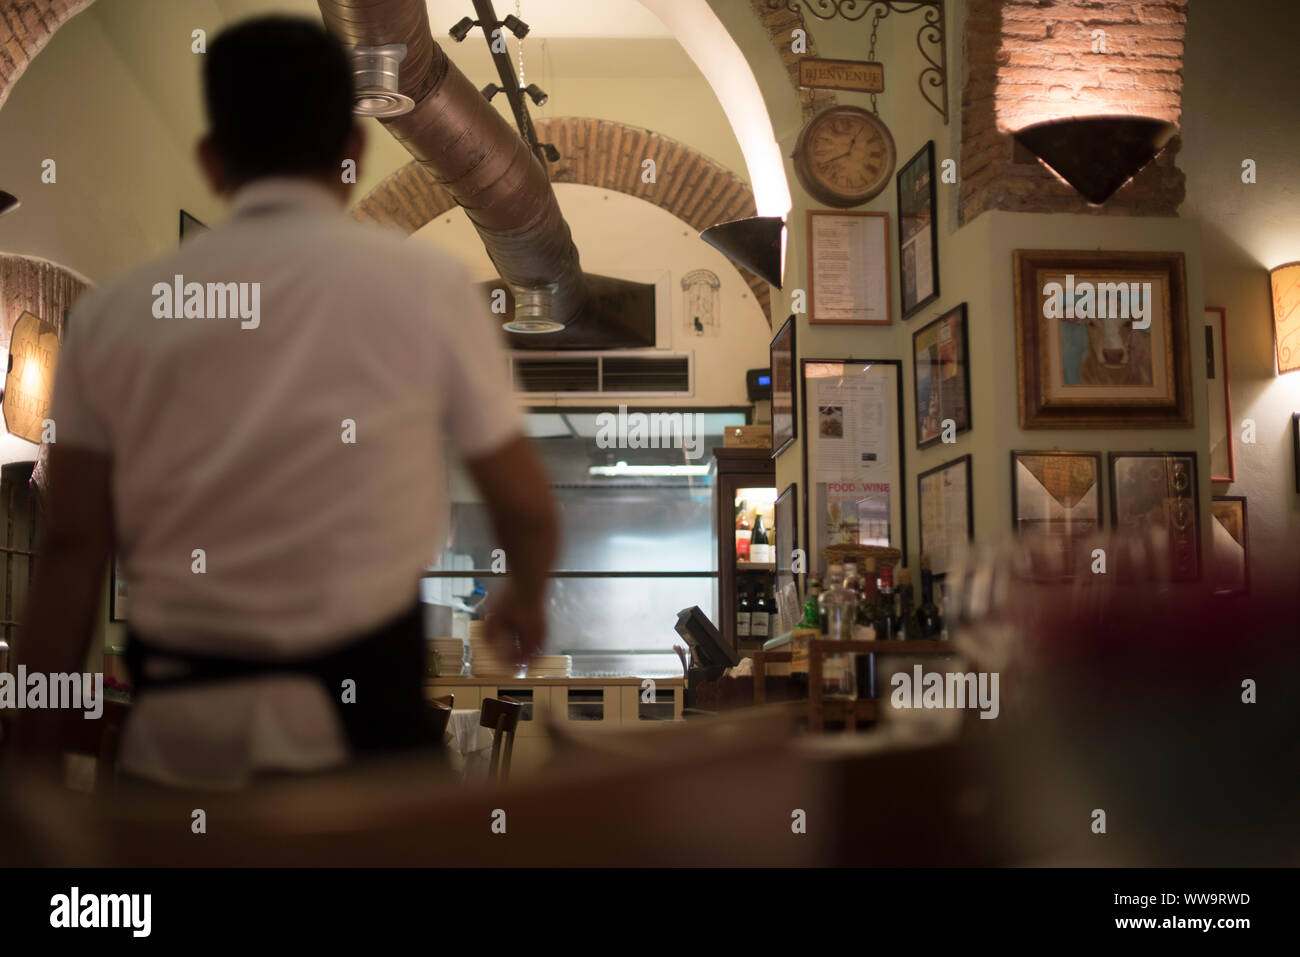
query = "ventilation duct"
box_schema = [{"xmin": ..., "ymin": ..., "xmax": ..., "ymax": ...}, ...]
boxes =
[{"xmin": 317, "ymin": 0, "xmax": 587, "ymax": 334}]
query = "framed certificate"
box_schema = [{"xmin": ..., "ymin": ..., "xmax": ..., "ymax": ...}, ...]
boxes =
[
  {"xmin": 807, "ymin": 210, "xmax": 891, "ymax": 325},
  {"xmin": 917, "ymin": 454, "xmax": 973, "ymax": 578},
  {"xmin": 800, "ymin": 358, "xmax": 907, "ymax": 574},
  {"xmin": 770, "ymin": 315, "xmax": 797, "ymax": 457}
]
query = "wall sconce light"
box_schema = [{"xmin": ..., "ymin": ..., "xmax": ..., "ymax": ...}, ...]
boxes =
[
  {"xmin": 1271, "ymin": 262, "xmax": 1300, "ymax": 374},
  {"xmin": 0, "ymin": 190, "xmax": 18, "ymax": 216},
  {"xmin": 700, "ymin": 216, "xmax": 786, "ymax": 289},
  {"xmin": 1012, "ymin": 116, "xmax": 1178, "ymax": 205}
]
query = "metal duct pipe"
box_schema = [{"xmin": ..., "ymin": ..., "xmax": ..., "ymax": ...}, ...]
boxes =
[{"xmin": 318, "ymin": 0, "xmax": 587, "ymax": 332}]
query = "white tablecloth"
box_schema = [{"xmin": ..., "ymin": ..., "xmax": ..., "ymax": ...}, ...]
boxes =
[{"xmin": 444, "ymin": 709, "xmax": 494, "ymax": 782}]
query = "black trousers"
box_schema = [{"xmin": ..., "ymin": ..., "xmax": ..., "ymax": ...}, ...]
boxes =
[{"xmin": 123, "ymin": 602, "xmax": 445, "ymax": 760}]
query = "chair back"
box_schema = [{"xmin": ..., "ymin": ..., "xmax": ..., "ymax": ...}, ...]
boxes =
[
  {"xmin": 479, "ymin": 696, "xmax": 522, "ymax": 784},
  {"xmin": 429, "ymin": 694, "xmax": 454, "ymax": 739}
]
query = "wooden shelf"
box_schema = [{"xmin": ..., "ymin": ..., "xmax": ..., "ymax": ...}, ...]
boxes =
[{"xmin": 736, "ymin": 562, "xmax": 775, "ymax": 572}]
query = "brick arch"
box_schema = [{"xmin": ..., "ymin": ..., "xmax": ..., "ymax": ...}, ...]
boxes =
[
  {"xmin": 352, "ymin": 116, "xmax": 773, "ymax": 323},
  {"xmin": 0, "ymin": 0, "xmax": 96, "ymax": 112}
]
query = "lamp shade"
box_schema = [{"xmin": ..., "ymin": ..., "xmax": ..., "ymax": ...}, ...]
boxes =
[
  {"xmin": 1272, "ymin": 262, "xmax": 1300, "ymax": 374},
  {"xmin": 1012, "ymin": 116, "xmax": 1178, "ymax": 205},
  {"xmin": 0, "ymin": 190, "xmax": 18, "ymax": 216},
  {"xmin": 700, "ymin": 216, "xmax": 786, "ymax": 289}
]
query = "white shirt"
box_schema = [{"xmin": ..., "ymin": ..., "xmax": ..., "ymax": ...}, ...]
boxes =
[{"xmin": 51, "ymin": 178, "xmax": 523, "ymax": 788}]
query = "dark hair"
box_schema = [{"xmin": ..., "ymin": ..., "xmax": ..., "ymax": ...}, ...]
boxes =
[{"xmin": 203, "ymin": 16, "xmax": 354, "ymax": 184}]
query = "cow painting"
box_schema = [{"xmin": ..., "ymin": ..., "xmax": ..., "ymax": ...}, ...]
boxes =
[{"xmin": 1068, "ymin": 313, "xmax": 1154, "ymax": 386}]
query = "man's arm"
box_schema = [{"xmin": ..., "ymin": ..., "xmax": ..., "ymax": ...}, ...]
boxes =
[
  {"xmin": 463, "ymin": 435, "xmax": 559, "ymax": 662},
  {"xmin": 9, "ymin": 446, "xmax": 113, "ymax": 768}
]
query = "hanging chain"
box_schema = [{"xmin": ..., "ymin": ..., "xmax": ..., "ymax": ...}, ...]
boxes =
[
  {"xmin": 516, "ymin": 0, "xmax": 525, "ymax": 88},
  {"xmin": 867, "ymin": 8, "xmax": 883, "ymax": 114}
]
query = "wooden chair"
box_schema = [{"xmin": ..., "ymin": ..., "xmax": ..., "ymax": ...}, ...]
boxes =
[
  {"xmin": 429, "ymin": 694, "xmax": 454, "ymax": 740},
  {"xmin": 479, "ymin": 696, "xmax": 522, "ymax": 785}
]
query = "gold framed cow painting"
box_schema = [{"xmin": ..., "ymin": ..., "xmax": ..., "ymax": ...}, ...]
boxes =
[{"xmin": 1013, "ymin": 250, "xmax": 1193, "ymax": 429}]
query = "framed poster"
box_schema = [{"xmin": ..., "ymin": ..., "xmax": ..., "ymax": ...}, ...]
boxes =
[
  {"xmin": 770, "ymin": 315, "xmax": 797, "ymax": 457},
  {"xmin": 800, "ymin": 358, "xmax": 906, "ymax": 573},
  {"xmin": 1210, "ymin": 495, "xmax": 1248, "ymax": 596},
  {"xmin": 912, "ymin": 303, "xmax": 971, "ymax": 449},
  {"xmin": 897, "ymin": 141, "xmax": 940, "ymax": 319},
  {"xmin": 775, "ymin": 482, "xmax": 799, "ymax": 601},
  {"xmin": 807, "ymin": 210, "xmax": 891, "ymax": 325},
  {"xmin": 1013, "ymin": 250, "xmax": 1192, "ymax": 429},
  {"xmin": 1108, "ymin": 451, "xmax": 1201, "ymax": 582},
  {"xmin": 917, "ymin": 454, "xmax": 972, "ymax": 578},
  {"xmin": 1205, "ymin": 307, "xmax": 1235, "ymax": 482},
  {"xmin": 1011, "ymin": 451, "xmax": 1103, "ymax": 577},
  {"xmin": 110, "ymin": 556, "xmax": 129, "ymax": 622}
]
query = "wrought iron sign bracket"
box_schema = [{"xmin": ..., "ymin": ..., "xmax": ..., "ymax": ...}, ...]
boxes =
[{"xmin": 767, "ymin": 1, "xmax": 948, "ymax": 125}]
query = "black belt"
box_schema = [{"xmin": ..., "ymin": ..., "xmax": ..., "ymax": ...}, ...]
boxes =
[{"xmin": 122, "ymin": 602, "xmax": 443, "ymax": 758}]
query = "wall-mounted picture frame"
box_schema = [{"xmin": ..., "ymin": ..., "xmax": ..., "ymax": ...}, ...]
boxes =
[
  {"xmin": 801, "ymin": 358, "xmax": 906, "ymax": 573},
  {"xmin": 110, "ymin": 555, "xmax": 129, "ymax": 622},
  {"xmin": 1011, "ymin": 450, "xmax": 1103, "ymax": 578},
  {"xmin": 1210, "ymin": 495, "xmax": 1249, "ymax": 596},
  {"xmin": 179, "ymin": 209, "xmax": 207, "ymax": 242},
  {"xmin": 1205, "ymin": 307, "xmax": 1235, "ymax": 482},
  {"xmin": 775, "ymin": 482, "xmax": 799, "ymax": 601},
  {"xmin": 807, "ymin": 210, "xmax": 891, "ymax": 325},
  {"xmin": 1108, "ymin": 451, "xmax": 1201, "ymax": 582},
  {"xmin": 1292, "ymin": 412, "xmax": 1300, "ymax": 494},
  {"xmin": 770, "ymin": 315, "xmax": 797, "ymax": 458},
  {"xmin": 917, "ymin": 454, "xmax": 972, "ymax": 578},
  {"xmin": 1014, "ymin": 250, "xmax": 1192, "ymax": 429},
  {"xmin": 897, "ymin": 140, "xmax": 940, "ymax": 319},
  {"xmin": 912, "ymin": 302, "xmax": 971, "ymax": 449}
]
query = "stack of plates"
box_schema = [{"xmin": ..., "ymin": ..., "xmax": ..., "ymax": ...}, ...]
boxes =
[
  {"xmin": 467, "ymin": 621, "xmax": 520, "ymax": 677},
  {"xmin": 427, "ymin": 637, "xmax": 466, "ymax": 677},
  {"xmin": 526, "ymin": 654, "xmax": 572, "ymax": 678}
]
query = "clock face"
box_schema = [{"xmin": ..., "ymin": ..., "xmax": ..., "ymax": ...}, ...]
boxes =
[{"xmin": 794, "ymin": 106, "xmax": 897, "ymax": 207}]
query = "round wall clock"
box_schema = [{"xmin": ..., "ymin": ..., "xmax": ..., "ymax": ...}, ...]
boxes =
[{"xmin": 792, "ymin": 105, "xmax": 897, "ymax": 208}]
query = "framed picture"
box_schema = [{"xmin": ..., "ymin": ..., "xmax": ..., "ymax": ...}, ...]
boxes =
[
  {"xmin": 807, "ymin": 210, "xmax": 891, "ymax": 325},
  {"xmin": 1013, "ymin": 250, "xmax": 1192, "ymax": 429},
  {"xmin": 770, "ymin": 315, "xmax": 797, "ymax": 458},
  {"xmin": 1108, "ymin": 452, "xmax": 1201, "ymax": 582},
  {"xmin": 110, "ymin": 556, "xmax": 129, "ymax": 622},
  {"xmin": 1011, "ymin": 451, "xmax": 1103, "ymax": 577},
  {"xmin": 1210, "ymin": 495, "xmax": 1249, "ymax": 596},
  {"xmin": 912, "ymin": 303, "xmax": 971, "ymax": 448},
  {"xmin": 801, "ymin": 358, "xmax": 907, "ymax": 571},
  {"xmin": 1205, "ymin": 307, "xmax": 1235, "ymax": 482},
  {"xmin": 917, "ymin": 454, "xmax": 972, "ymax": 578},
  {"xmin": 1292, "ymin": 412, "xmax": 1300, "ymax": 494},
  {"xmin": 897, "ymin": 141, "xmax": 940, "ymax": 319},
  {"xmin": 179, "ymin": 209, "xmax": 207, "ymax": 242},
  {"xmin": 775, "ymin": 482, "xmax": 799, "ymax": 600}
]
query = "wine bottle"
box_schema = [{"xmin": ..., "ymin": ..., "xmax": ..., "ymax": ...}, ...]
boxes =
[
  {"xmin": 751, "ymin": 587, "xmax": 770, "ymax": 639},
  {"xmin": 916, "ymin": 555, "xmax": 941, "ymax": 639},
  {"xmin": 802, "ymin": 579, "xmax": 823, "ymax": 629},
  {"xmin": 735, "ymin": 500, "xmax": 751, "ymax": 562},
  {"xmin": 874, "ymin": 565, "xmax": 899, "ymax": 640},
  {"xmin": 767, "ymin": 586, "xmax": 781, "ymax": 639},
  {"xmin": 896, "ymin": 567, "xmax": 916, "ymax": 640},
  {"xmin": 750, "ymin": 512, "xmax": 770, "ymax": 564},
  {"xmin": 736, "ymin": 587, "xmax": 751, "ymax": 638},
  {"xmin": 853, "ymin": 557, "xmax": 878, "ymax": 641}
]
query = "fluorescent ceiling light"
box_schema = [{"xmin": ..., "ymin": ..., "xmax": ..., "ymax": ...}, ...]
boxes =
[{"xmin": 588, "ymin": 461, "xmax": 711, "ymax": 477}]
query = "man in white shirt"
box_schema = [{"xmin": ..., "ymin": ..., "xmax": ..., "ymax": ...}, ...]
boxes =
[{"xmin": 12, "ymin": 16, "xmax": 558, "ymax": 789}]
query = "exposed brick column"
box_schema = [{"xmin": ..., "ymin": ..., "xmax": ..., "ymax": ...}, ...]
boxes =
[
  {"xmin": 960, "ymin": 0, "xmax": 1187, "ymax": 223},
  {"xmin": 0, "ymin": 0, "xmax": 96, "ymax": 112},
  {"xmin": 748, "ymin": 0, "xmax": 837, "ymax": 121}
]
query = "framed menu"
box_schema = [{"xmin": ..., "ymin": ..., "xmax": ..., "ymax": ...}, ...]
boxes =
[
  {"xmin": 807, "ymin": 210, "xmax": 891, "ymax": 325},
  {"xmin": 800, "ymin": 358, "xmax": 906, "ymax": 571},
  {"xmin": 770, "ymin": 315, "xmax": 797, "ymax": 457},
  {"xmin": 917, "ymin": 454, "xmax": 973, "ymax": 577}
]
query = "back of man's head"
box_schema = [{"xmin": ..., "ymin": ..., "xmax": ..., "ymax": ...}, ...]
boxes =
[{"xmin": 203, "ymin": 16, "xmax": 354, "ymax": 187}]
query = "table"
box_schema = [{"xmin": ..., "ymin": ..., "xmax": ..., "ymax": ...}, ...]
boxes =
[{"xmin": 444, "ymin": 709, "xmax": 493, "ymax": 782}]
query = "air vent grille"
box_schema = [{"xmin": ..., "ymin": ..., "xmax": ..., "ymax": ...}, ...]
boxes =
[{"xmin": 510, "ymin": 352, "xmax": 692, "ymax": 397}]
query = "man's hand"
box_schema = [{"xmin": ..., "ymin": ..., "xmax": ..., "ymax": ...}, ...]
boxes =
[{"xmin": 482, "ymin": 579, "xmax": 547, "ymax": 665}]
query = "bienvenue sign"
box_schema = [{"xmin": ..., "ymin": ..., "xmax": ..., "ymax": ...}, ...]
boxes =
[{"xmin": 798, "ymin": 57, "xmax": 885, "ymax": 94}]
